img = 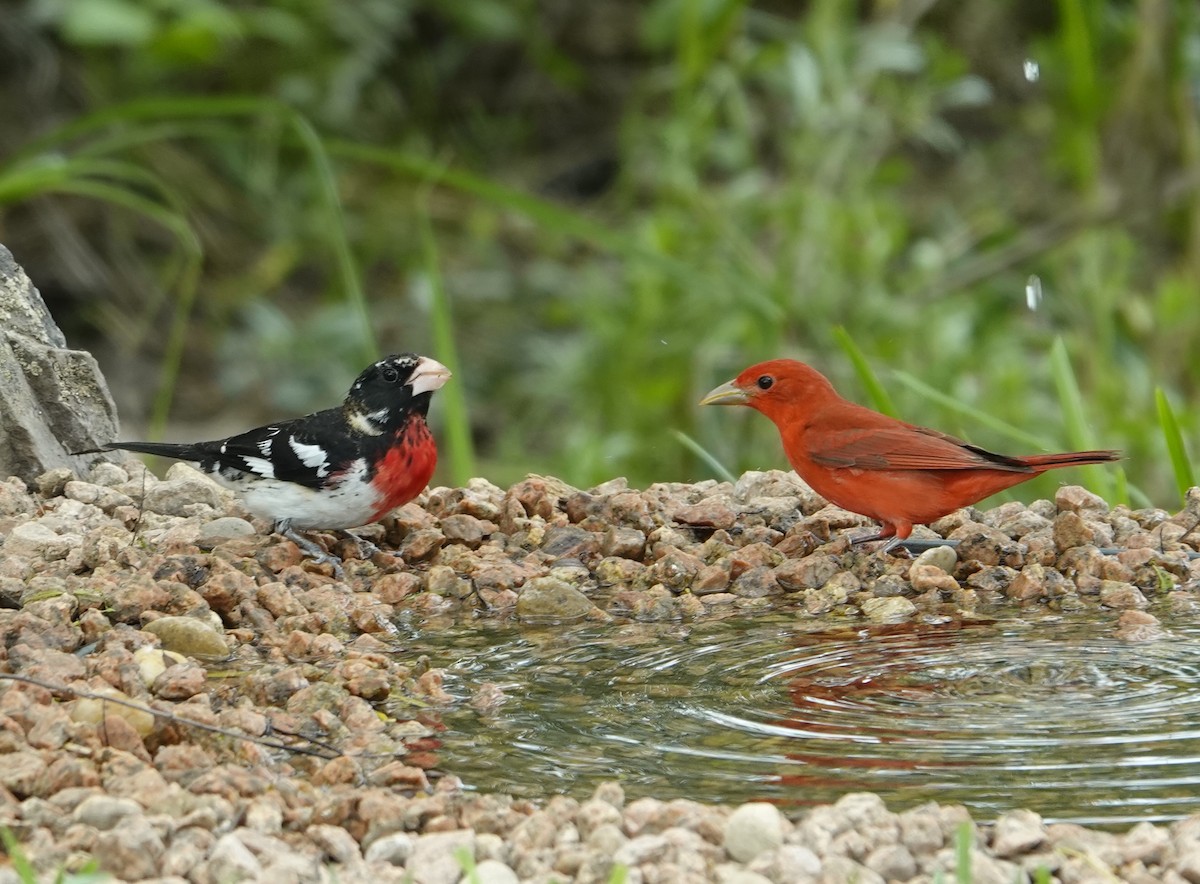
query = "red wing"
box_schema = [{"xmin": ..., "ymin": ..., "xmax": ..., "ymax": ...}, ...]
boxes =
[{"xmin": 807, "ymin": 426, "xmax": 1032, "ymax": 473}]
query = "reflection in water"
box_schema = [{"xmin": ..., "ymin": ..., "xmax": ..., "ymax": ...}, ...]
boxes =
[{"xmin": 396, "ymin": 607, "xmax": 1200, "ymax": 826}]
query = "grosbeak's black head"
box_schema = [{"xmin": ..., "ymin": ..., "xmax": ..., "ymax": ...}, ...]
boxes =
[{"xmin": 345, "ymin": 353, "xmax": 451, "ymax": 434}]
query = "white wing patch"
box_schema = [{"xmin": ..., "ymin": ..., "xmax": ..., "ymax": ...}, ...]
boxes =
[
  {"xmin": 289, "ymin": 437, "xmax": 330, "ymax": 478},
  {"xmin": 257, "ymin": 437, "xmax": 273, "ymax": 456},
  {"xmin": 240, "ymin": 456, "xmax": 276, "ymax": 479}
]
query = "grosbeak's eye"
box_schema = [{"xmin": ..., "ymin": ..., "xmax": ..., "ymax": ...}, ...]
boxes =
[
  {"xmin": 382, "ymin": 366, "xmax": 400, "ymax": 384},
  {"xmin": 756, "ymin": 375, "xmax": 774, "ymax": 390}
]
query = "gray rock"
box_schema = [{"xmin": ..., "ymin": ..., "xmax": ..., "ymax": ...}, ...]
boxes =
[
  {"xmin": 864, "ymin": 843, "xmax": 916, "ymax": 880},
  {"xmin": 63, "ymin": 480, "xmax": 134, "ymax": 512},
  {"xmin": 861, "ymin": 596, "xmax": 917, "ymax": 623},
  {"xmin": 243, "ymin": 797, "xmax": 284, "ymax": 835},
  {"xmin": 142, "ymin": 615, "xmax": 230, "ymax": 659},
  {"xmin": 365, "ymin": 831, "xmax": 415, "ymax": 865},
  {"xmin": 1, "ymin": 520, "xmax": 79, "ymax": 561},
  {"xmin": 407, "ymin": 830, "xmax": 476, "ymax": 884},
  {"xmin": 818, "ymin": 856, "xmax": 884, "ymax": 884},
  {"xmin": 912, "ymin": 544, "xmax": 958, "ymax": 573},
  {"xmin": 515, "ymin": 576, "xmax": 594, "ymax": 621},
  {"xmin": 931, "ymin": 846, "xmax": 1024, "ymax": 884},
  {"xmin": 143, "ymin": 463, "xmax": 226, "ymax": 516},
  {"xmin": 725, "ymin": 803, "xmax": 785, "ymax": 863},
  {"xmin": 72, "ymin": 794, "xmax": 142, "ymax": 830},
  {"xmin": 0, "ymin": 749, "xmax": 46, "ymax": 797},
  {"xmin": 0, "ymin": 244, "xmax": 119, "ymax": 483},
  {"xmin": 1175, "ymin": 843, "xmax": 1200, "ymax": 883},
  {"xmin": 714, "ymin": 866, "xmax": 774, "ymax": 884},
  {"xmin": 198, "ymin": 517, "xmax": 256, "ymax": 548},
  {"xmin": 992, "ymin": 808, "xmax": 1045, "ymax": 857},
  {"xmin": 1120, "ymin": 821, "xmax": 1170, "ymax": 865},
  {"xmin": 461, "ymin": 859, "xmax": 519, "ymax": 884},
  {"xmin": 201, "ymin": 833, "xmax": 262, "ymax": 883},
  {"xmin": 92, "ymin": 816, "xmax": 165, "ymax": 881},
  {"xmin": 307, "ymin": 823, "xmax": 362, "ymax": 864},
  {"xmin": 748, "ymin": 845, "xmax": 822, "ymax": 883},
  {"xmin": 577, "ymin": 798, "xmax": 623, "ymax": 838},
  {"xmin": 614, "ymin": 833, "xmax": 671, "ymax": 866},
  {"xmin": 161, "ymin": 827, "xmax": 215, "ymax": 878}
]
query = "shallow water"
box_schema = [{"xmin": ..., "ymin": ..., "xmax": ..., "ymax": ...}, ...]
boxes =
[{"xmin": 393, "ymin": 604, "xmax": 1200, "ymax": 827}]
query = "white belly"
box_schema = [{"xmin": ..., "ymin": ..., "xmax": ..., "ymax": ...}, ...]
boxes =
[{"xmin": 211, "ymin": 458, "xmax": 383, "ymax": 530}]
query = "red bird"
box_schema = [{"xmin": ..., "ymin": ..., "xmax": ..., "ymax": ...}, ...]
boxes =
[
  {"xmin": 98, "ymin": 353, "xmax": 450, "ymax": 575},
  {"xmin": 701, "ymin": 359, "xmax": 1119, "ymax": 552}
]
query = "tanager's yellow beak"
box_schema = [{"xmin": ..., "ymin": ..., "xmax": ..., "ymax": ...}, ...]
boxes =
[{"xmin": 699, "ymin": 381, "xmax": 750, "ymax": 406}]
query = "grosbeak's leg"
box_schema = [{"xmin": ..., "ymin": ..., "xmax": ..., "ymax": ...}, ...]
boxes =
[
  {"xmin": 336, "ymin": 530, "xmax": 392, "ymax": 562},
  {"xmin": 275, "ymin": 519, "xmax": 345, "ymax": 578}
]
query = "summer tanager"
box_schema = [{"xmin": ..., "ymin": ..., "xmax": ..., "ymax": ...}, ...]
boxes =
[{"xmin": 701, "ymin": 359, "xmax": 1119, "ymax": 550}]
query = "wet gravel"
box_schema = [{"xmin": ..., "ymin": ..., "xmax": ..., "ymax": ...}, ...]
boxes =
[{"xmin": 2, "ymin": 457, "xmax": 1199, "ymax": 882}]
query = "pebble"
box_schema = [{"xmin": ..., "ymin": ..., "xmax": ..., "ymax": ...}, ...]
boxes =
[
  {"xmin": 197, "ymin": 516, "xmax": 256, "ymax": 547},
  {"xmin": 991, "ymin": 808, "xmax": 1046, "ymax": 857},
  {"xmin": 141, "ymin": 615, "xmax": 230, "ymax": 659},
  {"xmin": 515, "ymin": 575, "xmax": 595, "ymax": 621},
  {"xmin": 408, "ymin": 830, "xmax": 477, "ymax": 884},
  {"xmin": 724, "ymin": 802, "xmax": 785, "ymax": 863},
  {"xmin": 462, "ymin": 859, "xmax": 520, "ymax": 884},
  {"xmin": 72, "ymin": 794, "xmax": 142, "ymax": 830},
  {"xmin": 911, "ymin": 544, "xmax": 958, "ymax": 573},
  {"xmin": 365, "ymin": 831, "xmax": 415, "ymax": 865},
  {"xmin": 860, "ymin": 596, "xmax": 917, "ymax": 622}
]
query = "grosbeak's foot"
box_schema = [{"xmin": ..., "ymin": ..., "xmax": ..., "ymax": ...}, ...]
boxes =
[
  {"xmin": 336, "ymin": 530, "xmax": 393, "ymax": 564},
  {"xmin": 277, "ymin": 520, "xmax": 346, "ymax": 579}
]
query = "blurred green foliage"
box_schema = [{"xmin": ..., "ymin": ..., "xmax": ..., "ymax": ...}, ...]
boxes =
[{"xmin": 1, "ymin": 0, "xmax": 1196, "ymax": 507}]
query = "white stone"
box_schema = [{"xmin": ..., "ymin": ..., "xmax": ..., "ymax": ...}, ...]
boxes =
[
  {"xmin": 459, "ymin": 859, "xmax": 519, "ymax": 884},
  {"xmin": 406, "ymin": 830, "xmax": 476, "ymax": 884},
  {"xmin": 365, "ymin": 831, "xmax": 414, "ymax": 865},
  {"xmin": 724, "ymin": 803, "xmax": 785, "ymax": 863}
]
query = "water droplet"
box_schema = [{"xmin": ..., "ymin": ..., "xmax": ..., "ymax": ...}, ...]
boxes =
[
  {"xmin": 1023, "ymin": 59, "xmax": 1040, "ymax": 83},
  {"xmin": 1025, "ymin": 275, "xmax": 1043, "ymax": 311}
]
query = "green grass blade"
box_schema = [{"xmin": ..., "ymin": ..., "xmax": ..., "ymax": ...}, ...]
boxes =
[
  {"xmin": 417, "ymin": 193, "xmax": 475, "ymax": 486},
  {"xmin": 832, "ymin": 325, "xmax": 896, "ymax": 416},
  {"xmin": 1, "ymin": 96, "xmax": 375, "ymax": 366},
  {"xmin": 890, "ymin": 372, "xmax": 1047, "ymax": 450},
  {"xmin": 453, "ymin": 845, "xmax": 480, "ymax": 884},
  {"xmin": 286, "ymin": 113, "xmax": 376, "ymax": 365},
  {"xmin": 1155, "ymin": 387, "xmax": 1196, "ymax": 503},
  {"xmin": 954, "ymin": 820, "xmax": 973, "ymax": 884},
  {"xmin": 1049, "ymin": 336, "xmax": 1114, "ymax": 500},
  {"xmin": 673, "ymin": 429, "xmax": 738, "ymax": 483},
  {"xmin": 1049, "ymin": 336, "xmax": 1093, "ymax": 450},
  {"xmin": 330, "ymin": 140, "xmax": 633, "ymax": 255},
  {"xmin": 0, "ymin": 826, "xmax": 38, "ymax": 881}
]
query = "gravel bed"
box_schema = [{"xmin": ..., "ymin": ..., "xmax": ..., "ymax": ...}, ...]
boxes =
[{"xmin": 1, "ymin": 458, "xmax": 1199, "ymax": 882}]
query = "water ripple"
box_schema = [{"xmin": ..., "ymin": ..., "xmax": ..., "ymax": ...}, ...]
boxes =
[{"xmin": 413, "ymin": 610, "xmax": 1200, "ymax": 825}]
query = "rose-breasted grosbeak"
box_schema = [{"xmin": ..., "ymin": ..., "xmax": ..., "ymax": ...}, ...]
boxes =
[{"xmin": 98, "ymin": 353, "xmax": 451, "ymax": 575}]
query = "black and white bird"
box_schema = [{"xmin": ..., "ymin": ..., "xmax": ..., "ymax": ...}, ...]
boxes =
[{"xmin": 98, "ymin": 353, "xmax": 451, "ymax": 574}]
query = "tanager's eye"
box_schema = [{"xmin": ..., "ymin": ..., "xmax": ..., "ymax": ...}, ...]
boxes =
[
  {"xmin": 382, "ymin": 366, "xmax": 400, "ymax": 383},
  {"xmin": 756, "ymin": 375, "xmax": 774, "ymax": 390}
]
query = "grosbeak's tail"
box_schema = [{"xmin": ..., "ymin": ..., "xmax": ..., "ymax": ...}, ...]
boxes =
[{"xmin": 100, "ymin": 440, "xmax": 207, "ymax": 462}]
